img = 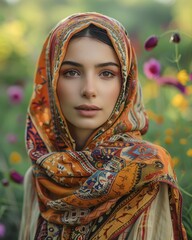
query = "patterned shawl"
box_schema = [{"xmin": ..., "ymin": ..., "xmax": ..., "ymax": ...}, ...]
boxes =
[{"xmin": 26, "ymin": 12, "xmax": 186, "ymax": 239}]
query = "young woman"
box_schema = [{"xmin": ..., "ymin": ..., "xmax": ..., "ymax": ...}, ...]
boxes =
[{"xmin": 19, "ymin": 12, "xmax": 187, "ymax": 240}]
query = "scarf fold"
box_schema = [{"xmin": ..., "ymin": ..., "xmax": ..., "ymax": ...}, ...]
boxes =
[{"xmin": 25, "ymin": 12, "xmax": 187, "ymax": 239}]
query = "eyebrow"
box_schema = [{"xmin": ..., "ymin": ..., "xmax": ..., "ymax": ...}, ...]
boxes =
[{"xmin": 61, "ymin": 60, "xmax": 120, "ymax": 68}]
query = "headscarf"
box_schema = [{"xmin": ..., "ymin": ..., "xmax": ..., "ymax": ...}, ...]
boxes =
[{"xmin": 26, "ymin": 12, "xmax": 186, "ymax": 239}]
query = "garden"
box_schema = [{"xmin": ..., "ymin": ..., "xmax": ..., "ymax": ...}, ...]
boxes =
[{"xmin": 0, "ymin": 0, "xmax": 191, "ymax": 239}]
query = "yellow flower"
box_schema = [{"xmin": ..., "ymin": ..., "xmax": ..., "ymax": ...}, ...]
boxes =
[
  {"xmin": 164, "ymin": 136, "xmax": 173, "ymax": 144},
  {"xmin": 9, "ymin": 151, "xmax": 22, "ymax": 164},
  {"xmin": 171, "ymin": 94, "xmax": 188, "ymax": 110},
  {"xmin": 186, "ymin": 149, "xmax": 192, "ymax": 157},
  {"xmin": 177, "ymin": 69, "xmax": 189, "ymax": 85},
  {"xmin": 0, "ymin": 20, "xmax": 29, "ymax": 57},
  {"xmin": 146, "ymin": 109, "xmax": 164, "ymax": 124},
  {"xmin": 156, "ymin": 115, "xmax": 164, "ymax": 124},
  {"xmin": 186, "ymin": 85, "xmax": 192, "ymax": 95},
  {"xmin": 179, "ymin": 138, "xmax": 187, "ymax": 145},
  {"xmin": 0, "ymin": 36, "xmax": 12, "ymax": 61},
  {"xmin": 165, "ymin": 128, "xmax": 173, "ymax": 135},
  {"xmin": 171, "ymin": 157, "xmax": 179, "ymax": 167}
]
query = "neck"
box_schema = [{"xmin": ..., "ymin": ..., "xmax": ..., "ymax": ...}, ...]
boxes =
[
  {"xmin": 72, "ymin": 130, "xmax": 93, "ymax": 150},
  {"xmin": 66, "ymin": 122, "xmax": 94, "ymax": 150}
]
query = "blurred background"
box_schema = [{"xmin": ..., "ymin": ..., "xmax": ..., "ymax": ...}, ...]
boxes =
[{"xmin": 0, "ymin": 0, "xmax": 191, "ymax": 239}]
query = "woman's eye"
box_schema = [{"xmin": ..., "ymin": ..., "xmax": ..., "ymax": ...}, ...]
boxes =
[
  {"xmin": 100, "ymin": 71, "xmax": 115, "ymax": 78},
  {"xmin": 62, "ymin": 70, "xmax": 80, "ymax": 78}
]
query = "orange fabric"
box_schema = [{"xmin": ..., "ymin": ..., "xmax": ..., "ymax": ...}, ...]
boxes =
[{"xmin": 25, "ymin": 12, "xmax": 187, "ymax": 239}]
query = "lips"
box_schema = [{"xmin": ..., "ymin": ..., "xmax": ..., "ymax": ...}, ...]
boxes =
[
  {"xmin": 75, "ymin": 104, "xmax": 101, "ymax": 117},
  {"xmin": 75, "ymin": 104, "xmax": 101, "ymax": 110}
]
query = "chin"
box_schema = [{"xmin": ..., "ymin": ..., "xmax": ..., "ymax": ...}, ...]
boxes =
[{"xmin": 75, "ymin": 121, "xmax": 105, "ymax": 131}]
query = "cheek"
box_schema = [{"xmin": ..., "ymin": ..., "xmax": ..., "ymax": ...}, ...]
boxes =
[
  {"xmin": 57, "ymin": 80, "xmax": 74, "ymax": 102},
  {"xmin": 108, "ymin": 82, "xmax": 121, "ymax": 102},
  {"xmin": 115, "ymin": 84, "xmax": 121, "ymax": 98},
  {"xmin": 57, "ymin": 81, "xmax": 68, "ymax": 107}
]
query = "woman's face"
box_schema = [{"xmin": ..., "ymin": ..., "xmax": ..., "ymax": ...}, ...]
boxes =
[{"xmin": 57, "ymin": 36, "xmax": 121, "ymax": 143}]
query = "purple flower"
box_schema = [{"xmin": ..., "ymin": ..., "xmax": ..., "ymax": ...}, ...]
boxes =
[
  {"xmin": 170, "ymin": 33, "xmax": 181, "ymax": 43},
  {"xmin": 1, "ymin": 178, "xmax": 9, "ymax": 187},
  {"xmin": 144, "ymin": 35, "xmax": 158, "ymax": 51},
  {"xmin": 6, "ymin": 133, "xmax": 18, "ymax": 144},
  {"xmin": 143, "ymin": 58, "xmax": 161, "ymax": 79},
  {"xmin": 0, "ymin": 223, "xmax": 6, "ymax": 238},
  {"xmin": 156, "ymin": 76, "xmax": 186, "ymax": 94},
  {"xmin": 10, "ymin": 170, "xmax": 24, "ymax": 184},
  {"xmin": 7, "ymin": 85, "xmax": 24, "ymax": 104}
]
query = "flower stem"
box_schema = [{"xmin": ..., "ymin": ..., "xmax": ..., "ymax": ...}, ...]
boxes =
[
  {"xmin": 179, "ymin": 31, "xmax": 192, "ymax": 39},
  {"xmin": 179, "ymin": 186, "xmax": 192, "ymax": 198},
  {"xmin": 159, "ymin": 30, "xmax": 176, "ymax": 38},
  {"xmin": 159, "ymin": 29, "xmax": 192, "ymax": 39},
  {"xmin": 0, "ymin": 206, "xmax": 7, "ymax": 219},
  {"xmin": 174, "ymin": 44, "xmax": 181, "ymax": 71},
  {"xmin": 0, "ymin": 153, "xmax": 21, "ymax": 227}
]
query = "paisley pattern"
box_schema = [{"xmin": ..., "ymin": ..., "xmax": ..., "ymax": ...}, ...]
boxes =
[{"xmin": 25, "ymin": 12, "xmax": 187, "ymax": 239}]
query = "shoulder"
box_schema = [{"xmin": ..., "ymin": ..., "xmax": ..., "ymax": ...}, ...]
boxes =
[
  {"xmin": 143, "ymin": 140, "xmax": 174, "ymax": 168},
  {"xmin": 147, "ymin": 141, "xmax": 171, "ymax": 159}
]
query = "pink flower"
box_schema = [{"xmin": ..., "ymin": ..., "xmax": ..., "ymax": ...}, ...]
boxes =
[
  {"xmin": 0, "ymin": 223, "xmax": 6, "ymax": 238},
  {"xmin": 6, "ymin": 133, "xmax": 18, "ymax": 144},
  {"xmin": 144, "ymin": 35, "xmax": 158, "ymax": 51},
  {"xmin": 156, "ymin": 76, "xmax": 186, "ymax": 94},
  {"xmin": 10, "ymin": 170, "xmax": 24, "ymax": 184},
  {"xmin": 7, "ymin": 85, "xmax": 24, "ymax": 104},
  {"xmin": 143, "ymin": 58, "xmax": 161, "ymax": 79}
]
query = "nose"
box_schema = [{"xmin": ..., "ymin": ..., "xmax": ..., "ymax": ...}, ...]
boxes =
[{"xmin": 81, "ymin": 75, "xmax": 97, "ymax": 98}]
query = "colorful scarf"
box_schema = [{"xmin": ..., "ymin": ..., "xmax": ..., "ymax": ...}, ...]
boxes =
[{"xmin": 26, "ymin": 12, "xmax": 187, "ymax": 239}]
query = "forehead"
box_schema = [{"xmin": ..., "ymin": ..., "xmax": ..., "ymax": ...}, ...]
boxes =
[{"xmin": 63, "ymin": 37, "xmax": 120, "ymax": 64}]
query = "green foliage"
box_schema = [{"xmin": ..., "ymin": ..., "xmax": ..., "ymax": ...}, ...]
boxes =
[{"xmin": 0, "ymin": 0, "xmax": 191, "ymax": 239}]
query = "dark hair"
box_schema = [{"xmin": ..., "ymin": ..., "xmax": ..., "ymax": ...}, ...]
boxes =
[{"xmin": 71, "ymin": 24, "xmax": 114, "ymax": 49}]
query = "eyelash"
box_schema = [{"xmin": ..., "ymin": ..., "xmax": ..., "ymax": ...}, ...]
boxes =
[
  {"xmin": 61, "ymin": 69, "xmax": 116, "ymax": 79},
  {"xmin": 99, "ymin": 71, "xmax": 115, "ymax": 78},
  {"xmin": 62, "ymin": 70, "xmax": 80, "ymax": 78}
]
